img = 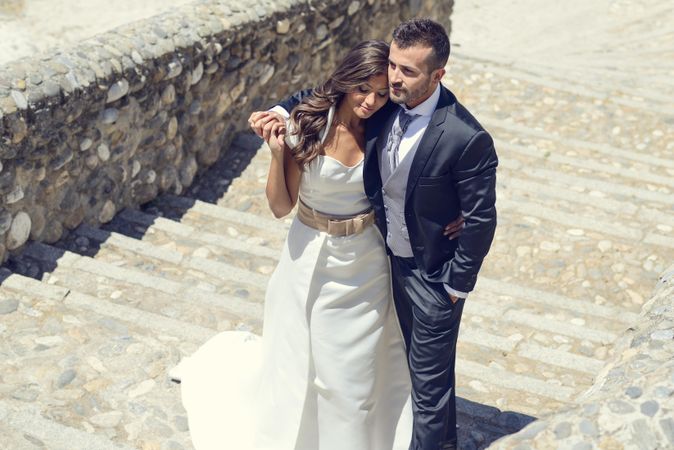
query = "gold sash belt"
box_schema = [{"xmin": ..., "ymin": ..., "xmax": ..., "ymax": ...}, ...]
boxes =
[{"xmin": 297, "ymin": 199, "xmax": 375, "ymax": 236}]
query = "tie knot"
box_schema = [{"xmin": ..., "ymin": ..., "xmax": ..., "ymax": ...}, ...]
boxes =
[{"xmin": 398, "ymin": 110, "xmax": 417, "ymax": 131}]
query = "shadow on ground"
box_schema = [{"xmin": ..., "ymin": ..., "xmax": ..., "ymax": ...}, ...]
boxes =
[{"xmin": 457, "ymin": 397, "xmax": 536, "ymax": 449}]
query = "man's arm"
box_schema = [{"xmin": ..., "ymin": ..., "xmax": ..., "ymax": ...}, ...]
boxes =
[
  {"xmin": 446, "ymin": 130, "xmax": 498, "ymax": 294},
  {"xmin": 249, "ymin": 89, "xmax": 314, "ymax": 138},
  {"xmin": 276, "ymin": 89, "xmax": 313, "ymax": 115}
]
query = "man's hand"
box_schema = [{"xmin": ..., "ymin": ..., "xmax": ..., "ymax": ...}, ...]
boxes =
[
  {"xmin": 443, "ymin": 214, "xmax": 465, "ymax": 240},
  {"xmin": 449, "ymin": 294, "xmax": 460, "ymax": 304},
  {"xmin": 248, "ymin": 111, "xmax": 286, "ymax": 141}
]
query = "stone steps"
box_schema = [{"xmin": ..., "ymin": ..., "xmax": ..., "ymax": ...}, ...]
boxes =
[
  {"xmin": 0, "ymin": 271, "xmax": 195, "ymax": 449},
  {"xmin": 481, "ymin": 115, "xmax": 674, "ymax": 171},
  {"xmin": 499, "ymin": 157, "xmax": 672, "ymax": 206},
  {"xmin": 2, "ymin": 5, "xmax": 672, "ymax": 446},
  {"xmin": 67, "ymin": 222, "xmax": 273, "ymax": 294},
  {"xmin": 497, "ymin": 140, "xmax": 674, "ymax": 191},
  {"xmin": 1, "ymin": 400, "xmax": 136, "ymax": 450},
  {"xmin": 66, "ymin": 196, "xmax": 637, "ymax": 415},
  {"xmin": 113, "ymin": 207, "xmax": 285, "ymax": 259},
  {"xmin": 451, "ymin": 50, "xmax": 674, "ymax": 113},
  {"xmin": 17, "ymin": 241, "xmax": 264, "ymax": 326},
  {"xmin": 444, "ymin": 58, "xmax": 672, "ymax": 162}
]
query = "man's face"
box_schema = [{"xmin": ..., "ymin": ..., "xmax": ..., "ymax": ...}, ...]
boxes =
[{"xmin": 388, "ymin": 42, "xmax": 444, "ymax": 108}]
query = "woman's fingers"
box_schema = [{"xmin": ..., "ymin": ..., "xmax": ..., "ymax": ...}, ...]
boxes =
[
  {"xmin": 265, "ymin": 121, "xmax": 287, "ymax": 154},
  {"xmin": 249, "ymin": 111, "xmax": 285, "ymax": 141}
]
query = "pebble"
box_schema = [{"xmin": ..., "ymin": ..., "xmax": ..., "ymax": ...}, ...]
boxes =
[
  {"xmin": 128, "ymin": 379, "xmax": 156, "ymax": 398},
  {"xmin": 276, "ymin": 19, "xmax": 290, "ymax": 34},
  {"xmin": 654, "ymin": 386, "xmax": 673, "ymax": 398},
  {"xmin": 99, "ymin": 200, "xmax": 116, "ymax": 223},
  {"xmin": 597, "ymin": 240, "xmax": 612, "ymax": 252},
  {"xmin": 611, "ymin": 263, "xmax": 625, "ymax": 273},
  {"xmin": 190, "ymin": 62, "xmax": 203, "ymax": 85},
  {"xmin": 651, "ymin": 330, "xmax": 674, "ymax": 341},
  {"xmin": 85, "ymin": 356, "xmax": 107, "ymax": 373},
  {"xmin": 540, "ymin": 241, "xmax": 560, "ymax": 252},
  {"xmin": 347, "ymin": 1, "xmax": 361, "ymax": 15},
  {"xmin": 607, "ymin": 400, "xmax": 635, "ymax": 414},
  {"xmin": 166, "ymin": 60, "xmax": 183, "ymax": 79},
  {"xmin": 97, "ymin": 143, "xmax": 111, "ymax": 161},
  {"xmin": 640, "ymin": 400, "xmax": 659, "ymax": 417},
  {"xmin": 107, "ymin": 79, "xmax": 129, "ymax": 102},
  {"xmin": 6, "ymin": 212, "xmax": 32, "ymax": 250},
  {"xmin": 625, "ymin": 386, "xmax": 642, "ymax": 399},
  {"xmin": 578, "ymin": 419, "xmax": 598, "ymax": 437},
  {"xmin": 468, "ymin": 380, "xmax": 489, "ymax": 393},
  {"xmin": 0, "ymin": 298, "xmax": 19, "ymax": 314},
  {"xmin": 10, "ymin": 90, "xmax": 28, "ymax": 109},
  {"xmin": 12, "ymin": 385, "xmax": 40, "ymax": 402},
  {"xmin": 516, "ymin": 246, "xmax": 531, "ymax": 257},
  {"xmin": 55, "ymin": 369, "xmax": 77, "ymax": 388},
  {"xmin": 35, "ymin": 335, "xmax": 64, "ymax": 346},
  {"xmin": 174, "ymin": 415, "xmax": 189, "ymax": 432},
  {"xmin": 90, "ymin": 411, "xmax": 123, "ymax": 428},
  {"xmin": 101, "ymin": 108, "xmax": 119, "ymax": 124},
  {"xmin": 660, "ymin": 418, "xmax": 674, "ymax": 444},
  {"xmin": 625, "ymin": 289, "xmax": 643, "ymax": 304}
]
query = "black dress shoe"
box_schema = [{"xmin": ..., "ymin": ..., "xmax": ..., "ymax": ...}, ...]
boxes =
[{"xmin": 440, "ymin": 441, "xmax": 457, "ymax": 450}]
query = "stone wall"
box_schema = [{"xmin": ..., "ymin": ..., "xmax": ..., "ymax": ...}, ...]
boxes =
[
  {"xmin": 490, "ymin": 265, "xmax": 674, "ymax": 449},
  {"xmin": 0, "ymin": 0, "xmax": 453, "ymax": 262}
]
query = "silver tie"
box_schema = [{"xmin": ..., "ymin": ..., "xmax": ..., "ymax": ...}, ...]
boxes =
[{"xmin": 386, "ymin": 109, "xmax": 417, "ymax": 172}]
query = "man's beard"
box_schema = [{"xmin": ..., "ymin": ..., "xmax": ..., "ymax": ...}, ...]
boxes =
[{"xmin": 389, "ymin": 82, "xmax": 430, "ymax": 106}]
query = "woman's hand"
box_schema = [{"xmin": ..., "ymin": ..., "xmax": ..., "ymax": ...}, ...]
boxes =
[
  {"xmin": 265, "ymin": 121, "xmax": 287, "ymax": 159},
  {"xmin": 248, "ymin": 111, "xmax": 286, "ymax": 141}
]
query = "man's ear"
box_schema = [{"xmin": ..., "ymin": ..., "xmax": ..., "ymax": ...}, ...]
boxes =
[{"xmin": 432, "ymin": 68, "xmax": 446, "ymax": 83}]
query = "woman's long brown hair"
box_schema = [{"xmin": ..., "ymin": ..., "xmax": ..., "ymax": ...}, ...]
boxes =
[{"xmin": 288, "ymin": 40, "xmax": 389, "ymax": 170}]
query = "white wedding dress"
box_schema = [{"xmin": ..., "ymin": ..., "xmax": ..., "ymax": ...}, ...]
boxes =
[{"xmin": 176, "ymin": 113, "xmax": 412, "ymax": 450}]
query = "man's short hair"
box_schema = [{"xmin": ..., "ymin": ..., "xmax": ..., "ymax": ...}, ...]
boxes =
[{"xmin": 392, "ymin": 18, "xmax": 450, "ymax": 71}]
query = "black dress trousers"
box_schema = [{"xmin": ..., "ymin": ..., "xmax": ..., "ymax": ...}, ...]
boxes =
[{"xmin": 390, "ymin": 255, "xmax": 465, "ymax": 450}]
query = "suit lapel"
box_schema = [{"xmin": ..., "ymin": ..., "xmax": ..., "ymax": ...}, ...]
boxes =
[
  {"xmin": 364, "ymin": 103, "xmax": 397, "ymax": 191},
  {"xmin": 364, "ymin": 116, "xmax": 386, "ymax": 193},
  {"xmin": 405, "ymin": 86, "xmax": 450, "ymax": 203}
]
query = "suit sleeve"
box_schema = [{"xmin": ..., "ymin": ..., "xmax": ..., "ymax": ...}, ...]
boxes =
[
  {"xmin": 446, "ymin": 130, "xmax": 498, "ymax": 293},
  {"xmin": 274, "ymin": 89, "xmax": 314, "ymax": 115}
]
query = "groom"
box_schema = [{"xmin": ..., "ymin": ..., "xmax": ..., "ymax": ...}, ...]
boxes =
[{"xmin": 251, "ymin": 18, "xmax": 497, "ymax": 450}]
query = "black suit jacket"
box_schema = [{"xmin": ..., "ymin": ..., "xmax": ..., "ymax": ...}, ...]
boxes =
[{"xmin": 277, "ymin": 84, "xmax": 497, "ymax": 294}]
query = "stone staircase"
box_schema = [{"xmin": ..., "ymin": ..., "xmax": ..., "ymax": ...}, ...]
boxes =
[{"xmin": 1, "ymin": 2, "xmax": 673, "ymax": 449}]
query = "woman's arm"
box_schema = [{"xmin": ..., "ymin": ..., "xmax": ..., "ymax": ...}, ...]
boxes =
[{"xmin": 265, "ymin": 122, "xmax": 301, "ymax": 218}]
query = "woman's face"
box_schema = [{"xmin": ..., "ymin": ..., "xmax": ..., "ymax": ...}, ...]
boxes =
[{"xmin": 347, "ymin": 73, "xmax": 389, "ymax": 119}]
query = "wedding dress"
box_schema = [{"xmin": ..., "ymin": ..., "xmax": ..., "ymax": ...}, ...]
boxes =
[{"xmin": 175, "ymin": 110, "xmax": 412, "ymax": 450}]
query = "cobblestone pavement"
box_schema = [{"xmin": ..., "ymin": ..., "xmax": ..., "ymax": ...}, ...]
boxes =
[
  {"xmin": 1, "ymin": 0, "xmax": 673, "ymax": 449},
  {"xmin": 0, "ymin": 0, "xmax": 193, "ymax": 65}
]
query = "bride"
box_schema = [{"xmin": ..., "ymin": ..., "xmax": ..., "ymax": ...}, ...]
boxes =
[{"xmin": 174, "ymin": 40, "xmax": 460, "ymax": 450}]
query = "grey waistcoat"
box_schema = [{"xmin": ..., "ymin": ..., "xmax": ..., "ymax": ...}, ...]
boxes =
[{"xmin": 379, "ymin": 133, "xmax": 417, "ymax": 258}]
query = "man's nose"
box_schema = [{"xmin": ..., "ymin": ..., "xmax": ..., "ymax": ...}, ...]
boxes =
[{"xmin": 389, "ymin": 67, "xmax": 401, "ymax": 84}]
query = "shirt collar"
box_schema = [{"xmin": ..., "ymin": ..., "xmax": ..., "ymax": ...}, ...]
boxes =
[{"xmin": 402, "ymin": 83, "xmax": 441, "ymax": 117}]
